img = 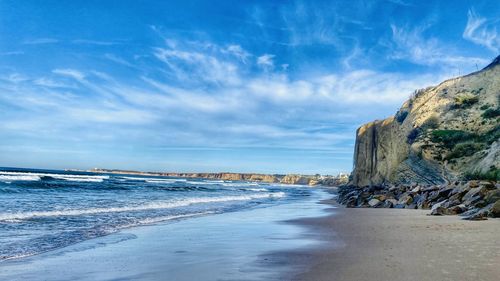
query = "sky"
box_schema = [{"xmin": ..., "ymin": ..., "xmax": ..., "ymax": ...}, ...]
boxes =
[{"xmin": 0, "ymin": 0, "xmax": 499, "ymax": 174}]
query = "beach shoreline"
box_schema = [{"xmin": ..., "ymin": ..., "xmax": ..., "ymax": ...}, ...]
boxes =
[
  {"xmin": 0, "ymin": 188, "xmax": 332, "ymax": 281},
  {"xmin": 274, "ymin": 198, "xmax": 500, "ymax": 281}
]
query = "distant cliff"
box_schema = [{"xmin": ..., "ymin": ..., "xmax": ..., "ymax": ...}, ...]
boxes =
[
  {"xmin": 89, "ymin": 169, "xmax": 349, "ymax": 186},
  {"xmin": 352, "ymin": 56, "xmax": 500, "ymax": 187}
]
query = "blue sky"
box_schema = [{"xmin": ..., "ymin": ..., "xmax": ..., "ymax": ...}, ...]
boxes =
[{"xmin": 0, "ymin": 0, "xmax": 498, "ymax": 174}]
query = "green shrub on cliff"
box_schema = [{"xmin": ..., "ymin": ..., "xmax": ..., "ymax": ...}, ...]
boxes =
[
  {"xmin": 421, "ymin": 115, "xmax": 440, "ymax": 130},
  {"xmin": 430, "ymin": 130, "xmax": 475, "ymax": 149},
  {"xmin": 452, "ymin": 93, "xmax": 478, "ymax": 109},
  {"xmin": 482, "ymin": 107, "xmax": 500, "ymax": 119},
  {"xmin": 446, "ymin": 142, "xmax": 485, "ymax": 160},
  {"xmin": 464, "ymin": 166, "xmax": 500, "ymax": 181},
  {"xmin": 476, "ymin": 125, "xmax": 500, "ymax": 145},
  {"xmin": 407, "ymin": 128, "xmax": 421, "ymax": 144},
  {"xmin": 395, "ymin": 110, "xmax": 409, "ymax": 123}
]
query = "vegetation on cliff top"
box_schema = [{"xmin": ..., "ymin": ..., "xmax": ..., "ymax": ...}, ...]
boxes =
[
  {"xmin": 482, "ymin": 107, "xmax": 500, "ymax": 119},
  {"xmin": 464, "ymin": 166, "xmax": 500, "ymax": 181}
]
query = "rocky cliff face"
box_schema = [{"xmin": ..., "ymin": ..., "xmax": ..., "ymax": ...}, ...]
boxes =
[{"xmin": 352, "ymin": 56, "xmax": 500, "ymax": 187}]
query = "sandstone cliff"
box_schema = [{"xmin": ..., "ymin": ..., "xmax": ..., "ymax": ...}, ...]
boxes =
[
  {"xmin": 352, "ymin": 56, "xmax": 500, "ymax": 187},
  {"xmin": 90, "ymin": 168, "xmax": 350, "ymax": 186}
]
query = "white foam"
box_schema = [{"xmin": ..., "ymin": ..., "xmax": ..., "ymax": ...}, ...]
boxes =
[
  {"xmin": 120, "ymin": 176, "xmax": 186, "ymax": 183},
  {"xmin": 145, "ymin": 179, "xmax": 187, "ymax": 183},
  {"xmin": 122, "ymin": 211, "xmax": 215, "ymax": 228},
  {"xmin": 221, "ymin": 182, "xmax": 263, "ymax": 187},
  {"xmin": 246, "ymin": 188, "xmax": 268, "ymax": 192},
  {"xmin": 0, "ymin": 192, "xmax": 285, "ymax": 221},
  {"xmin": 0, "ymin": 175, "xmax": 40, "ymax": 182},
  {"xmin": 0, "ymin": 171, "xmax": 108, "ymax": 182}
]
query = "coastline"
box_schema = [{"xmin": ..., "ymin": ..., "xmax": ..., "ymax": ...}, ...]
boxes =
[
  {"xmin": 0, "ymin": 188, "xmax": 332, "ymax": 281},
  {"xmin": 276, "ymin": 199, "xmax": 500, "ymax": 281}
]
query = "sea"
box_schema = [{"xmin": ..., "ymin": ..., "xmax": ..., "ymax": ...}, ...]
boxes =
[{"xmin": 0, "ymin": 167, "xmax": 322, "ymax": 265}]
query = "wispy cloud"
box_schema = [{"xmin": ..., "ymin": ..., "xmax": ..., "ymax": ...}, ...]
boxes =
[
  {"xmin": 0, "ymin": 51, "xmax": 24, "ymax": 56},
  {"xmin": 23, "ymin": 38, "xmax": 59, "ymax": 45},
  {"xmin": 153, "ymin": 44, "xmax": 241, "ymax": 86},
  {"xmin": 1, "ymin": 73, "xmax": 29, "ymax": 83},
  {"xmin": 104, "ymin": 53, "xmax": 134, "ymax": 67},
  {"xmin": 389, "ymin": 24, "xmax": 488, "ymax": 67},
  {"xmin": 33, "ymin": 78, "xmax": 75, "ymax": 88},
  {"xmin": 52, "ymin": 69, "xmax": 86, "ymax": 82},
  {"xmin": 386, "ymin": 0, "xmax": 414, "ymax": 7},
  {"xmin": 280, "ymin": 1, "xmax": 342, "ymax": 46},
  {"xmin": 463, "ymin": 9, "xmax": 499, "ymax": 53},
  {"xmin": 256, "ymin": 54, "xmax": 275, "ymax": 70},
  {"xmin": 72, "ymin": 39, "xmax": 118, "ymax": 46},
  {"xmin": 222, "ymin": 45, "xmax": 251, "ymax": 63}
]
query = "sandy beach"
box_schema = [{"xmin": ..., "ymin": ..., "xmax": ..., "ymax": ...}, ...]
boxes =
[{"xmin": 277, "ymin": 200, "xmax": 500, "ymax": 281}]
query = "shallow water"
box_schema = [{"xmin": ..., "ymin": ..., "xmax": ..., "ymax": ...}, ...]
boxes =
[
  {"xmin": 0, "ymin": 168, "xmax": 327, "ymax": 260},
  {"xmin": 0, "ymin": 168, "xmax": 331, "ymax": 280}
]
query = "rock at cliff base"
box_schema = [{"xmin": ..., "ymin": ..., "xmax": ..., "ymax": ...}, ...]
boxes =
[
  {"xmin": 490, "ymin": 200, "xmax": 500, "ymax": 218},
  {"xmin": 368, "ymin": 198, "xmax": 381, "ymax": 207}
]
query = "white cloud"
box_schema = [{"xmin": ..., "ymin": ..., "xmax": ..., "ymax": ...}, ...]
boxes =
[
  {"xmin": 463, "ymin": 9, "xmax": 499, "ymax": 53},
  {"xmin": 1, "ymin": 73, "xmax": 28, "ymax": 83},
  {"xmin": 153, "ymin": 47, "xmax": 241, "ymax": 85},
  {"xmin": 104, "ymin": 54, "xmax": 134, "ymax": 67},
  {"xmin": 33, "ymin": 78, "xmax": 74, "ymax": 88},
  {"xmin": 257, "ymin": 54, "xmax": 275, "ymax": 69},
  {"xmin": 390, "ymin": 24, "xmax": 489, "ymax": 67},
  {"xmin": 52, "ymin": 69, "xmax": 86, "ymax": 81},
  {"xmin": 72, "ymin": 39, "xmax": 117, "ymax": 46},
  {"xmin": 222, "ymin": 45, "xmax": 250, "ymax": 62},
  {"xmin": 280, "ymin": 2, "xmax": 342, "ymax": 46},
  {"xmin": 66, "ymin": 108, "xmax": 157, "ymax": 125}
]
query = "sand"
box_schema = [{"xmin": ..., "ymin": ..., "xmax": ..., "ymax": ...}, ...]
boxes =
[{"xmin": 278, "ymin": 201, "xmax": 500, "ymax": 281}]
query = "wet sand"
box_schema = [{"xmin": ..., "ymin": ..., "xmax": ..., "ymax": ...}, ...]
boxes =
[{"xmin": 276, "ymin": 201, "xmax": 500, "ymax": 281}]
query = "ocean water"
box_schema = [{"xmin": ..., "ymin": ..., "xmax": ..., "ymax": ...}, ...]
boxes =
[{"xmin": 0, "ymin": 167, "xmax": 315, "ymax": 262}]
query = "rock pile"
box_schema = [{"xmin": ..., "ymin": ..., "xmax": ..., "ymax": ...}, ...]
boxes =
[{"xmin": 337, "ymin": 181, "xmax": 500, "ymax": 220}]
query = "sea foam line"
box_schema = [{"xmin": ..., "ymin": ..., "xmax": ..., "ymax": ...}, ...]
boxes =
[
  {"xmin": 120, "ymin": 176, "xmax": 187, "ymax": 183},
  {"xmin": 0, "ymin": 192, "xmax": 285, "ymax": 221},
  {"xmin": 0, "ymin": 171, "xmax": 109, "ymax": 182}
]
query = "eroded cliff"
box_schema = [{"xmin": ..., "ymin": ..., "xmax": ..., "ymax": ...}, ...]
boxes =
[{"xmin": 352, "ymin": 56, "xmax": 500, "ymax": 187}]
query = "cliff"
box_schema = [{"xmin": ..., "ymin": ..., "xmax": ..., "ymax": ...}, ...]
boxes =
[
  {"xmin": 352, "ymin": 55, "xmax": 500, "ymax": 187},
  {"xmin": 89, "ymin": 169, "xmax": 348, "ymax": 186}
]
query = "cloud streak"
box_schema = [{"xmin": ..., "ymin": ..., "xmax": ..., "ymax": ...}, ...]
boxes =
[
  {"xmin": 390, "ymin": 24, "xmax": 488, "ymax": 68},
  {"xmin": 463, "ymin": 9, "xmax": 500, "ymax": 53}
]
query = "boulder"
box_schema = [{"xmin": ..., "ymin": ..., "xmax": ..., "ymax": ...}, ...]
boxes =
[
  {"xmin": 479, "ymin": 181, "xmax": 495, "ymax": 190},
  {"xmin": 468, "ymin": 181, "xmax": 479, "ymax": 188},
  {"xmin": 437, "ymin": 186, "xmax": 454, "ymax": 198},
  {"xmin": 447, "ymin": 204, "xmax": 467, "ymax": 215},
  {"xmin": 490, "ymin": 200, "xmax": 500, "ymax": 218},
  {"xmin": 462, "ymin": 186, "xmax": 489, "ymax": 206},
  {"xmin": 397, "ymin": 193, "xmax": 413, "ymax": 205},
  {"xmin": 462, "ymin": 204, "xmax": 492, "ymax": 220},
  {"xmin": 384, "ymin": 199, "xmax": 398, "ymax": 208},
  {"xmin": 405, "ymin": 203, "xmax": 417, "ymax": 209},
  {"xmin": 484, "ymin": 190, "xmax": 500, "ymax": 204},
  {"xmin": 422, "ymin": 185, "xmax": 439, "ymax": 192},
  {"xmin": 443, "ymin": 193, "xmax": 462, "ymax": 208},
  {"xmin": 450, "ymin": 184, "xmax": 470, "ymax": 196},
  {"xmin": 430, "ymin": 200, "xmax": 449, "ymax": 215},
  {"xmin": 427, "ymin": 190, "xmax": 441, "ymax": 202},
  {"xmin": 368, "ymin": 198, "xmax": 382, "ymax": 207},
  {"xmin": 346, "ymin": 197, "xmax": 357, "ymax": 208},
  {"xmin": 369, "ymin": 194, "xmax": 387, "ymax": 202},
  {"xmin": 411, "ymin": 186, "xmax": 421, "ymax": 193}
]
